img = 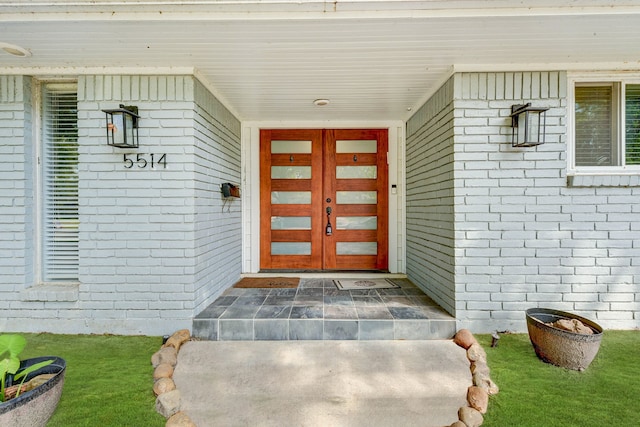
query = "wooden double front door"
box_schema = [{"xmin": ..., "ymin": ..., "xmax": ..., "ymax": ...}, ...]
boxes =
[{"xmin": 260, "ymin": 129, "xmax": 388, "ymax": 271}]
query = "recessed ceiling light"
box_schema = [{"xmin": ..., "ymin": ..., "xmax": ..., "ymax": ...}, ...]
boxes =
[
  {"xmin": 313, "ymin": 99, "xmax": 330, "ymax": 106},
  {"xmin": 0, "ymin": 42, "xmax": 31, "ymax": 57}
]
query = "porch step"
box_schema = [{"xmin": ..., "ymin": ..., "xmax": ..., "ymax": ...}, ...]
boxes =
[{"xmin": 192, "ymin": 278, "xmax": 456, "ymax": 341}]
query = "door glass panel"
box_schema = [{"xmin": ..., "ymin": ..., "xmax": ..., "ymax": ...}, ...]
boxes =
[
  {"xmin": 336, "ymin": 242, "xmax": 378, "ymax": 255},
  {"xmin": 271, "ymin": 216, "xmax": 311, "ymax": 230},
  {"xmin": 272, "ymin": 166, "xmax": 311, "ymax": 179},
  {"xmin": 336, "ymin": 166, "xmax": 377, "ymax": 179},
  {"xmin": 337, "ymin": 216, "xmax": 377, "ymax": 230},
  {"xmin": 336, "ymin": 140, "xmax": 377, "ymax": 153},
  {"xmin": 271, "ymin": 140, "xmax": 312, "ymax": 154},
  {"xmin": 271, "ymin": 191, "xmax": 311, "ymax": 204},
  {"xmin": 271, "ymin": 242, "xmax": 311, "ymax": 255},
  {"xmin": 336, "ymin": 191, "xmax": 377, "ymax": 204}
]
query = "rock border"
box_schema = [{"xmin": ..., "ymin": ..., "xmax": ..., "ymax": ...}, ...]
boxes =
[
  {"xmin": 447, "ymin": 329, "xmax": 500, "ymax": 427},
  {"xmin": 151, "ymin": 329, "xmax": 197, "ymax": 427}
]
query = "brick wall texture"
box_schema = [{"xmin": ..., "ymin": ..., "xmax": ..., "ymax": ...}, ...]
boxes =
[
  {"xmin": 2, "ymin": 71, "xmax": 639, "ymax": 335},
  {"xmin": 407, "ymin": 71, "xmax": 640, "ymax": 332},
  {"xmin": 0, "ymin": 75, "xmax": 241, "ymax": 335}
]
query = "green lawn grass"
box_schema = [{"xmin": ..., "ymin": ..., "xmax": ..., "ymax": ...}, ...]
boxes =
[
  {"xmin": 21, "ymin": 333, "xmax": 165, "ymax": 427},
  {"xmin": 478, "ymin": 330, "xmax": 640, "ymax": 427},
  {"xmin": 15, "ymin": 331, "xmax": 640, "ymax": 426}
]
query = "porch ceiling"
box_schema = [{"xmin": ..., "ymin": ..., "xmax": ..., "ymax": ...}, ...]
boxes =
[{"xmin": 1, "ymin": 1, "xmax": 640, "ymax": 122}]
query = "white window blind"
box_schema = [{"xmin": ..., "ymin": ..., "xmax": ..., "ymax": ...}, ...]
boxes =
[
  {"xmin": 575, "ymin": 85, "xmax": 615, "ymax": 167},
  {"xmin": 625, "ymin": 84, "xmax": 640, "ymax": 165},
  {"xmin": 42, "ymin": 82, "xmax": 79, "ymax": 282}
]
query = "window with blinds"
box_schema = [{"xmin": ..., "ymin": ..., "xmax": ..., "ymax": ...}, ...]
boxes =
[
  {"xmin": 625, "ymin": 85, "xmax": 640, "ymax": 165},
  {"xmin": 41, "ymin": 82, "xmax": 79, "ymax": 282},
  {"xmin": 575, "ymin": 85, "xmax": 615, "ymax": 166},
  {"xmin": 574, "ymin": 80, "xmax": 640, "ymax": 169}
]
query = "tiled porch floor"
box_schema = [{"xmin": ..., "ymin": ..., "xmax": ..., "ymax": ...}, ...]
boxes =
[{"xmin": 193, "ymin": 278, "xmax": 456, "ymax": 341}]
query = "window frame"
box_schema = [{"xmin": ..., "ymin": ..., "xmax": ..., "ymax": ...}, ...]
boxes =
[
  {"xmin": 35, "ymin": 78, "xmax": 80, "ymax": 284},
  {"xmin": 568, "ymin": 72, "xmax": 640, "ymax": 176}
]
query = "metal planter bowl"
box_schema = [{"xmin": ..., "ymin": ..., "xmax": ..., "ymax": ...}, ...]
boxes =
[
  {"xmin": 525, "ymin": 308, "xmax": 603, "ymax": 371},
  {"xmin": 0, "ymin": 356, "xmax": 66, "ymax": 427}
]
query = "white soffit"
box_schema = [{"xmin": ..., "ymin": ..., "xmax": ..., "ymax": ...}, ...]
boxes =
[{"xmin": 1, "ymin": 1, "xmax": 640, "ymax": 121}]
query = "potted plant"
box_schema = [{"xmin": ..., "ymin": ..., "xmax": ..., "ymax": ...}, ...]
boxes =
[
  {"xmin": 525, "ymin": 308, "xmax": 603, "ymax": 371},
  {"xmin": 0, "ymin": 334, "xmax": 66, "ymax": 427}
]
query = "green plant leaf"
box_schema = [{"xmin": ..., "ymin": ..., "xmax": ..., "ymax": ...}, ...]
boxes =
[
  {"xmin": 14, "ymin": 359, "xmax": 55, "ymax": 382},
  {"xmin": 14, "ymin": 359, "xmax": 55, "ymax": 398},
  {"xmin": 0, "ymin": 357, "xmax": 21, "ymax": 376},
  {"xmin": 0, "ymin": 334, "xmax": 26, "ymax": 359},
  {"xmin": 1, "ymin": 334, "xmax": 28, "ymax": 402}
]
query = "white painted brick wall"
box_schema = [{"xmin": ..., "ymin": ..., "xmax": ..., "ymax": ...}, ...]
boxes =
[
  {"xmin": 76, "ymin": 76, "xmax": 198, "ymax": 335},
  {"xmin": 0, "ymin": 75, "xmax": 241, "ymax": 335},
  {"xmin": 192, "ymin": 79, "xmax": 242, "ymax": 313},
  {"xmin": 0, "ymin": 76, "xmax": 34, "ymax": 295},
  {"xmin": 406, "ymin": 77, "xmax": 457, "ymax": 315},
  {"xmin": 408, "ymin": 71, "xmax": 640, "ymax": 333}
]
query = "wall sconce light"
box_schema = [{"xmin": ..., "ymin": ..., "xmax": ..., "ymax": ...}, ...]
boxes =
[
  {"xmin": 102, "ymin": 104, "xmax": 140, "ymax": 148},
  {"xmin": 510, "ymin": 103, "xmax": 549, "ymax": 147}
]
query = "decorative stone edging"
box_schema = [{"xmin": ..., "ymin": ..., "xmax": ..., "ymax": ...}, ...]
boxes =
[
  {"xmin": 447, "ymin": 329, "xmax": 500, "ymax": 427},
  {"xmin": 151, "ymin": 329, "xmax": 196, "ymax": 427}
]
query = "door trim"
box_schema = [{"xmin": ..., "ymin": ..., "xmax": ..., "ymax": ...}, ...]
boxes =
[{"xmin": 242, "ymin": 121, "xmax": 406, "ymax": 274}]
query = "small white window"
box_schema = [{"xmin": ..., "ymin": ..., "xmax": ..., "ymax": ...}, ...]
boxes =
[
  {"xmin": 570, "ymin": 76, "xmax": 640, "ymax": 173},
  {"xmin": 40, "ymin": 82, "xmax": 79, "ymax": 282}
]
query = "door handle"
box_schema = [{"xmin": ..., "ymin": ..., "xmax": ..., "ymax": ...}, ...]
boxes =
[{"xmin": 325, "ymin": 206, "xmax": 333, "ymax": 235}]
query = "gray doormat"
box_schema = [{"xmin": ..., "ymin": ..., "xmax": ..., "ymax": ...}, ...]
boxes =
[{"xmin": 333, "ymin": 279, "xmax": 400, "ymax": 291}]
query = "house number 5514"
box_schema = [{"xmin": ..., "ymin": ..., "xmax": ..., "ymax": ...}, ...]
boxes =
[{"xmin": 123, "ymin": 153, "xmax": 167, "ymax": 169}]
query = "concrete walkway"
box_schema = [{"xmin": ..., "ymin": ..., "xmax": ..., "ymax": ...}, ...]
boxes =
[{"xmin": 173, "ymin": 340, "xmax": 471, "ymax": 427}]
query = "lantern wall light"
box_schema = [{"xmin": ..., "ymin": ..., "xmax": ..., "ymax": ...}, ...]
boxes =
[
  {"xmin": 102, "ymin": 104, "xmax": 140, "ymax": 149},
  {"xmin": 510, "ymin": 103, "xmax": 549, "ymax": 148}
]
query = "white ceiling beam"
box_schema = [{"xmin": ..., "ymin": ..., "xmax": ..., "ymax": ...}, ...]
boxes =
[{"xmin": 1, "ymin": 0, "xmax": 640, "ymax": 22}]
